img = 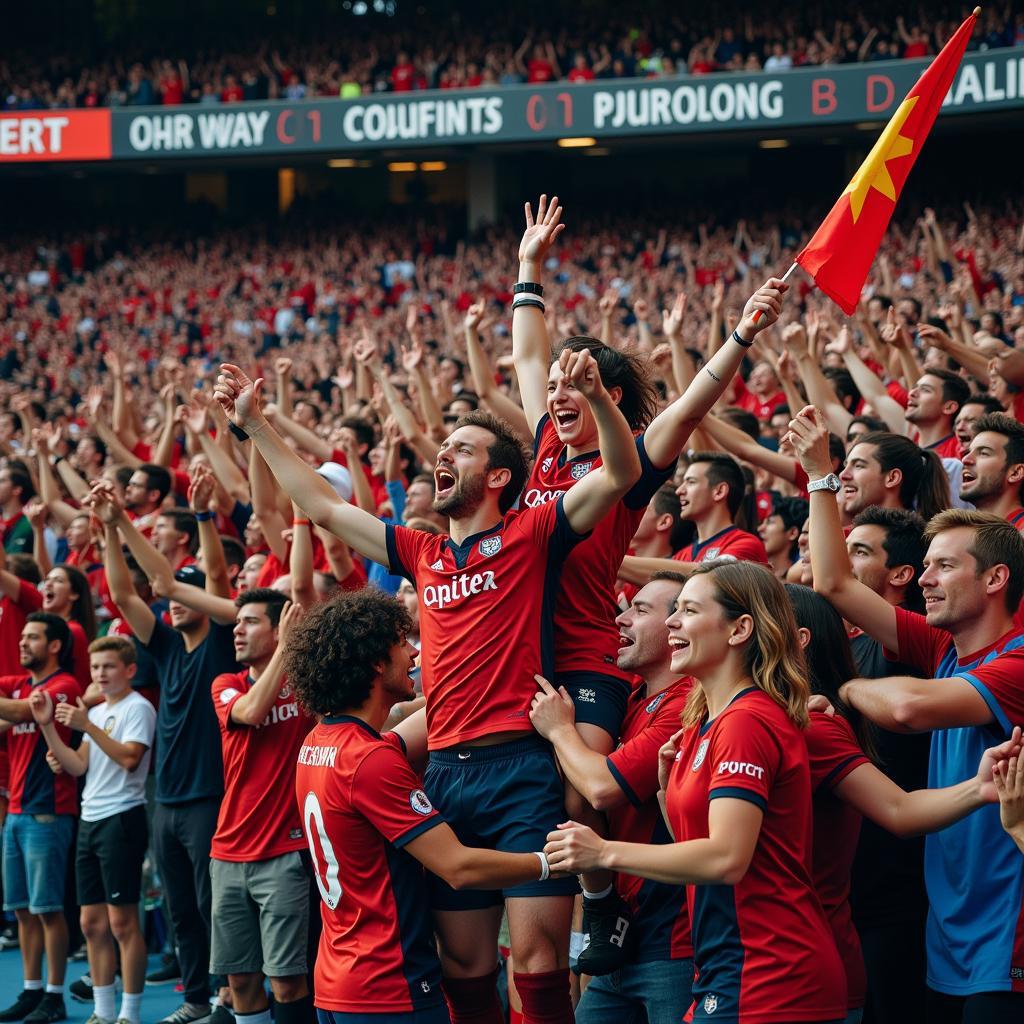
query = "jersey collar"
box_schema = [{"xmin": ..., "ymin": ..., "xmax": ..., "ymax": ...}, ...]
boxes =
[
  {"xmin": 557, "ymin": 444, "xmax": 600, "ymax": 470},
  {"xmin": 444, "ymin": 521, "xmax": 503, "ymax": 569},
  {"xmin": 698, "ymin": 685, "xmax": 758, "ymax": 735},
  {"xmin": 321, "ymin": 714, "xmax": 380, "ymax": 737},
  {"xmin": 691, "ymin": 525, "xmax": 738, "ymax": 559}
]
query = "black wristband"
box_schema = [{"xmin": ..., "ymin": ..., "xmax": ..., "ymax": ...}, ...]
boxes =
[
  {"xmin": 732, "ymin": 328, "xmax": 754, "ymax": 349},
  {"xmin": 512, "ymin": 297, "xmax": 546, "ymax": 312},
  {"xmin": 53, "ymin": 455, "xmax": 65, "ymax": 465},
  {"xmin": 228, "ymin": 422, "xmax": 249, "ymax": 442},
  {"xmin": 195, "ymin": 510, "xmax": 214, "ymax": 522},
  {"xmin": 513, "ymin": 281, "xmax": 544, "ymax": 296}
]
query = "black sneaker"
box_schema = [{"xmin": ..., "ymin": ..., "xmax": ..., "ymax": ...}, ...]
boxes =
[
  {"xmin": 154, "ymin": 1004, "xmax": 211, "ymax": 1024},
  {"xmin": 23, "ymin": 994, "xmax": 66, "ymax": 1024},
  {"xmin": 69, "ymin": 976, "xmax": 93, "ymax": 1004},
  {"xmin": 145, "ymin": 954, "xmax": 182, "ymax": 986},
  {"xmin": 0, "ymin": 991, "xmax": 44, "ymax": 1022},
  {"xmin": 206, "ymin": 1006, "xmax": 233, "ymax": 1024},
  {"xmin": 575, "ymin": 891, "xmax": 634, "ymax": 977}
]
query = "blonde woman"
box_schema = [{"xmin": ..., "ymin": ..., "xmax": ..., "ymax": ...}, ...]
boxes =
[{"xmin": 545, "ymin": 561, "xmax": 846, "ymax": 1024}]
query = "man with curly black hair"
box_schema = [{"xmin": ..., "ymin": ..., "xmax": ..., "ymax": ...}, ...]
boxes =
[{"xmin": 289, "ymin": 590, "xmax": 556, "ymax": 1023}]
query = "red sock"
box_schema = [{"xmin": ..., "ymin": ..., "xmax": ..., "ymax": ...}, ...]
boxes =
[
  {"xmin": 442, "ymin": 969, "xmax": 503, "ymax": 1024},
  {"xmin": 513, "ymin": 969, "xmax": 574, "ymax": 1024}
]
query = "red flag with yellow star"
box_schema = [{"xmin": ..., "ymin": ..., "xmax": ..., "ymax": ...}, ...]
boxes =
[{"xmin": 795, "ymin": 9, "xmax": 979, "ymax": 315}]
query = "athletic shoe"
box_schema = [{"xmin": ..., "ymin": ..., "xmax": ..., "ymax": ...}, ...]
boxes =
[
  {"xmin": 575, "ymin": 891, "xmax": 634, "ymax": 977},
  {"xmin": 69, "ymin": 976, "xmax": 93, "ymax": 1003},
  {"xmin": 0, "ymin": 991, "xmax": 44, "ymax": 1022},
  {"xmin": 23, "ymin": 994, "xmax": 66, "ymax": 1023},
  {"xmin": 153, "ymin": 1004, "xmax": 211, "ymax": 1024},
  {"xmin": 0, "ymin": 925, "xmax": 19, "ymax": 950},
  {"xmin": 83, "ymin": 1014, "xmax": 114, "ymax": 1024},
  {"xmin": 145, "ymin": 954, "xmax": 181, "ymax": 986},
  {"xmin": 205, "ymin": 1006, "xmax": 233, "ymax": 1024}
]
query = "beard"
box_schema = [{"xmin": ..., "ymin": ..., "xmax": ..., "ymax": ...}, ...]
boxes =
[{"xmin": 432, "ymin": 471, "xmax": 486, "ymax": 520}]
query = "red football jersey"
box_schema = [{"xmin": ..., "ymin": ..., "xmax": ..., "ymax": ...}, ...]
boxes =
[
  {"xmin": 0, "ymin": 585, "xmax": 34, "ymax": 676},
  {"xmin": 925, "ymin": 434, "xmax": 963, "ymax": 460},
  {"xmin": 673, "ymin": 526, "xmax": 768, "ymax": 566},
  {"xmin": 666, "ymin": 688, "xmax": 846, "ymax": 1022},
  {"xmin": 211, "ymin": 670, "xmax": 311, "ymax": 861},
  {"xmin": 295, "ymin": 717, "xmax": 444, "ymax": 1014},
  {"xmin": 386, "ymin": 496, "xmax": 582, "ymax": 748},
  {"xmin": 805, "ymin": 711, "xmax": 870, "ymax": 1010},
  {"xmin": 606, "ymin": 678, "xmax": 694, "ymax": 961},
  {"xmin": 0, "ymin": 671, "xmax": 82, "ymax": 815},
  {"xmin": 522, "ymin": 418, "xmax": 674, "ymax": 680}
]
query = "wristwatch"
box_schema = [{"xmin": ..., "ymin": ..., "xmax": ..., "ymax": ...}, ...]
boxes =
[{"xmin": 806, "ymin": 473, "xmax": 841, "ymax": 494}]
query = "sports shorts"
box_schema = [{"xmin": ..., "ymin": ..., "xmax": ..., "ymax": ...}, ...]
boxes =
[
  {"xmin": 77, "ymin": 803, "xmax": 148, "ymax": 906},
  {"xmin": 423, "ymin": 736, "xmax": 579, "ymax": 910}
]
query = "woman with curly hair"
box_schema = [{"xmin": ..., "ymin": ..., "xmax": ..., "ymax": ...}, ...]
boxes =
[{"xmin": 289, "ymin": 589, "xmax": 558, "ymax": 1024}]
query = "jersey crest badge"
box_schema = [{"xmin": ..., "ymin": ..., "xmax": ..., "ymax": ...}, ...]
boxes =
[
  {"xmin": 645, "ymin": 693, "xmax": 666, "ymax": 714},
  {"xmin": 703, "ymin": 548, "xmax": 720, "ymax": 560},
  {"xmin": 571, "ymin": 461, "xmax": 593, "ymax": 480},
  {"xmin": 703, "ymin": 994, "xmax": 718, "ymax": 1014},
  {"xmin": 55, "ymin": 693, "xmax": 68, "ymax": 704},
  {"xmin": 279, "ymin": 683, "xmax": 292, "ymax": 699},
  {"xmin": 479, "ymin": 536, "xmax": 502, "ymax": 557},
  {"xmin": 430, "ymin": 559, "xmax": 444, "ymax": 571},
  {"xmin": 692, "ymin": 738, "xmax": 710, "ymax": 772},
  {"xmin": 104, "ymin": 716, "xmax": 116, "ymax": 735},
  {"xmin": 409, "ymin": 789, "xmax": 433, "ymax": 815},
  {"xmin": 541, "ymin": 456, "xmax": 553, "ymax": 472}
]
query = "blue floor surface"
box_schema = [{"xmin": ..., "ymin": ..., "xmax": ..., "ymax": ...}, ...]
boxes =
[{"xmin": 0, "ymin": 948, "xmax": 186, "ymax": 1024}]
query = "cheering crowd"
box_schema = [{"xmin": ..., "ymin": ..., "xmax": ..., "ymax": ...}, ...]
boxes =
[
  {"xmin": 0, "ymin": 189, "xmax": 1023, "ymax": 1024},
  {"xmin": 3, "ymin": 2, "xmax": 1022, "ymax": 110}
]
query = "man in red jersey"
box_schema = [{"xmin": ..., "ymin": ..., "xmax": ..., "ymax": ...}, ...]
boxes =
[
  {"xmin": 959, "ymin": 413, "xmax": 1024, "ymax": 529},
  {"xmin": 620, "ymin": 452, "xmax": 768, "ymax": 586},
  {"xmin": 290, "ymin": 590, "xmax": 564, "ymax": 1024},
  {"xmin": 215, "ymin": 347, "xmax": 639, "ymax": 1024},
  {"xmin": 0, "ymin": 614, "xmax": 82, "ymax": 1024},
  {"xmin": 905, "ymin": 368, "xmax": 969, "ymax": 459},
  {"xmin": 530, "ymin": 571, "xmax": 694, "ymax": 1022},
  {"xmin": 209, "ymin": 589, "xmax": 312, "ymax": 1024},
  {"xmin": 790, "ymin": 405, "xmax": 1024, "ymax": 1020},
  {"xmin": 122, "ymin": 464, "xmax": 172, "ymax": 539}
]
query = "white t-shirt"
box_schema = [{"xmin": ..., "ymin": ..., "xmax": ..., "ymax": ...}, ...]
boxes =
[{"xmin": 81, "ymin": 691, "xmax": 156, "ymax": 822}]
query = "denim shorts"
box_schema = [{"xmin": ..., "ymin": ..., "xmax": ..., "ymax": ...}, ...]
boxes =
[{"xmin": 3, "ymin": 812, "xmax": 75, "ymax": 914}]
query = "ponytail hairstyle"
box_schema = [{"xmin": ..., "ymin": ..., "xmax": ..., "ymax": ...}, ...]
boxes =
[
  {"xmin": 784, "ymin": 584, "xmax": 878, "ymax": 762},
  {"xmin": 554, "ymin": 337, "xmax": 660, "ymax": 432},
  {"xmin": 856, "ymin": 431, "xmax": 951, "ymax": 522},
  {"xmin": 57, "ymin": 564, "xmax": 97, "ymax": 642},
  {"xmin": 680, "ymin": 561, "xmax": 810, "ymax": 730}
]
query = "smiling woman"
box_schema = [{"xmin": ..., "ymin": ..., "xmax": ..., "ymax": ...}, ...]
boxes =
[{"xmin": 546, "ymin": 561, "xmax": 849, "ymax": 1022}]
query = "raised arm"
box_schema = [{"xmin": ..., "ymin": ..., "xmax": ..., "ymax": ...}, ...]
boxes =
[
  {"xmin": 786, "ymin": 324, "xmax": 854, "ymax": 435},
  {"xmin": 699, "ymin": 413, "xmax": 800, "ymax": 484},
  {"xmin": 787, "ymin": 406, "xmax": 899, "ymax": 652},
  {"xmin": 266, "ymin": 407, "xmax": 333, "ymax": 463},
  {"xmin": 289, "ymin": 514, "xmax": 317, "ymax": 608},
  {"xmin": 215, "ymin": 365, "xmax": 389, "ymax": 567},
  {"xmin": 89, "ymin": 487, "xmax": 156, "ymax": 645},
  {"xmin": 229, "ymin": 601, "xmax": 301, "ymax": 726},
  {"xmin": 513, "ymin": 195, "xmax": 565, "ymax": 432},
  {"xmin": 248, "ymin": 445, "xmax": 289, "ymax": 563},
  {"xmin": 152, "ymin": 385, "xmax": 180, "ymax": 468},
  {"xmin": 464, "ymin": 300, "xmax": 532, "ymax": 443},
  {"xmin": 178, "ymin": 398, "xmax": 251, "ymax": 506},
  {"xmin": 644, "ymin": 277, "xmax": 789, "ymax": 468},
  {"xmin": 559, "ymin": 349, "xmax": 641, "ymax": 535},
  {"xmin": 189, "ymin": 466, "xmax": 232, "ymax": 599},
  {"xmin": 828, "ymin": 327, "xmax": 906, "ymax": 433}
]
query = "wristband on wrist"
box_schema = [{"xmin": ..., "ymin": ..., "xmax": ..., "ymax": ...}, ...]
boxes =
[
  {"xmin": 533, "ymin": 850, "xmax": 550, "ymax": 881},
  {"xmin": 292, "ymin": 519, "xmax": 311, "ymax": 527},
  {"xmin": 732, "ymin": 328, "xmax": 754, "ymax": 348},
  {"xmin": 512, "ymin": 296, "xmax": 546, "ymax": 313},
  {"xmin": 195, "ymin": 510, "xmax": 213, "ymax": 522},
  {"xmin": 513, "ymin": 281, "xmax": 544, "ymax": 296},
  {"xmin": 52, "ymin": 455, "xmax": 65, "ymax": 465},
  {"xmin": 228, "ymin": 421, "xmax": 249, "ymax": 442}
]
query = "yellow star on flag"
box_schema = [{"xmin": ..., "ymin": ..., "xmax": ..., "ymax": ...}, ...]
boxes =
[{"xmin": 843, "ymin": 96, "xmax": 919, "ymax": 223}]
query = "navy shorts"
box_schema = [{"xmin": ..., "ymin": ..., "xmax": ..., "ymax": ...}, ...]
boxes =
[
  {"xmin": 558, "ymin": 672, "xmax": 630, "ymax": 739},
  {"xmin": 423, "ymin": 737, "xmax": 579, "ymax": 910},
  {"xmin": 317, "ymin": 1007, "xmax": 450, "ymax": 1024}
]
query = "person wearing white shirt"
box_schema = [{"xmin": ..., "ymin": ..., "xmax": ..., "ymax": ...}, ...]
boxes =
[{"xmin": 31, "ymin": 636, "xmax": 156, "ymax": 1024}]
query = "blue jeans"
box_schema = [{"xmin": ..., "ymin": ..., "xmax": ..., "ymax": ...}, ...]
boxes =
[
  {"xmin": 2, "ymin": 813, "xmax": 74, "ymax": 914},
  {"xmin": 576, "ymin": 957, "xmax": 695, "ymax": 1024}
]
